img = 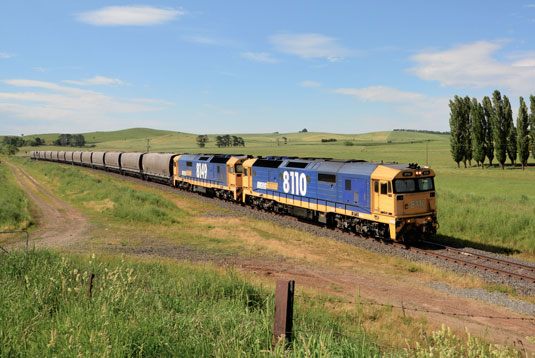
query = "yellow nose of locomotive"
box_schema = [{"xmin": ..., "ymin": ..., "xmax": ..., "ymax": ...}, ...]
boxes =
[{"xmin": 371, "ymin": 165, "xmax": 437, "ymax": 242}]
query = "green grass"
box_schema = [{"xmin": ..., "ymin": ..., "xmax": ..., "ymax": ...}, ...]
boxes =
[
  {"xmin": 10, "ymin": 157, "xmax": 186, "ymax": 226},
  {"xmin": 0, "ymin": 249, "xmax": 383, "ymax": 357},
  {"xmin": 0, "ymin": 161, "xmax": 33, "ymax": 231},
  {"xmin": 0, "ymin": 250, "xmax": 522, "ymax": 357}
]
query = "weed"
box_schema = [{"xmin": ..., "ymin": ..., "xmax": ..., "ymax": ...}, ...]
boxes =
[{"xmin": 0, "ymin": 162, "xmax": 33, "ymax": 230}]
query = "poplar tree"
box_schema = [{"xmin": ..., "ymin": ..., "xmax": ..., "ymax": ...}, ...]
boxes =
[
  {"xmin": 517, "ymin": 97, "xmax": 530, "ymax": 170},
  {"xmin": 531, "ymin": 95, "xmax": 535, "ymax": 160},
  {"xmin": 491, "ymin": 90, "xmax": 507, "ymax": 169},
  {"xmin": 449, "ymin": 96, "xmax": 465, "ymax": 167},
  {"xmin": 482, "ymin": 96, "xmax": 494, "ymax": 166},
  {"xmin": 470, "ymin": 98, "xmax": 486, "ymax": 168},
  {"xmin": 504, "ymin": 95, "xmax": 516, "ymax": 166},
  {"xmin": 463, "ymin": 96, "xmax": 472, "ymax": 166}
]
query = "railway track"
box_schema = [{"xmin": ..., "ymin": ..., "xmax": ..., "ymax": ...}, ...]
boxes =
[
  {"xmin": 402, "ymin": 241, "xmax": 535, "ymax": 283},
  {"xmin": 51, "ymin": 161, "xmax": 535, "ymax": 287}
]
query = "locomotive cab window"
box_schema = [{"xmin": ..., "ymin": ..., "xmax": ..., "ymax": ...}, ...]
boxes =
[
  {"xmin": 380, "ymin": 183, "xmax": 387, "ymax": 195},
  {"xmin": 186, "ymin": 161, "xmax": 192, "ymax": 167},
  {"xmin": 244, "ymin": 168, "xmax": 248, "ymax": 176},
  {"xmin": 394, "ymin": 178, "xmax": 435, "ymax": 193},
  {"xmin": 374, "ymin": 181, "xmax": 379, "ymax": 193},
  {"xmin": 235, "ymin": 164, "xmax": 243, "ymax": 174},
  {"xmin": 418, "ymin": 177, "xmax": 434, "ymax": 191},
  {"xmin": 345, "ymin": 180, "xmax": 351, "ymax": 191}
]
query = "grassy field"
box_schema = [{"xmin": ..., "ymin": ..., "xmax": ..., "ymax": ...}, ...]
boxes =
[
  {"xmin": 15, "ymin": 128, "xmax": 535, "ymax": 255},
  {"xmin": 0, "ymin": 160, "xmax": 33, "ymax": 231},
  {"xmin": 3, "ymin": 148, "xmax": 531, "ymax": 355},
  {"xmin": 0, "ymin": 249, "xmax": 521, "ymax": 357}
]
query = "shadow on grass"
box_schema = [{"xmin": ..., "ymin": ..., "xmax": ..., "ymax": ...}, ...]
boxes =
[
  {"xmin": 426, "ymin": 233, "xmax": 520, "ymax": 255},
  {"xmin": 461, "ymin": 162, "xmax": 535, "ymax": 170}
]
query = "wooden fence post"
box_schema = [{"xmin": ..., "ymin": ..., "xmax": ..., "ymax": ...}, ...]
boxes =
[
  {"xmin": 272, "ymin": 280, "xmax": 294, "ymax": 347},
  {"xmin": 88, "ymin": 273, "xmax": 95, "ymax": 298}
]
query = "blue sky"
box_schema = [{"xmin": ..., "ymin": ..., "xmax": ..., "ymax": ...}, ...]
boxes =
[{"xmin": 1, "ymin": 1, "xmax": 535, "ymax": 135}]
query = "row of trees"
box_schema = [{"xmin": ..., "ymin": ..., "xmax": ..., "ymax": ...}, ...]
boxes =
[
  {"xmin": 2, "ymin": 136, "xmax": 44, "ymax": 147},
  {"xmin": 449, "ymin": 91, "xmax": 535, "ymax": 169},
  {"xmin": 196, "ymin": 135, "xmax": 246, "ymax": 148},
  {"xmin": 216, "ymin": 135, "xmax": 245, "ymax": 147},
  {"xmin": 393, "ymin": 129, "xmax": 450, "ymax": 135},
  {"xmin": 53, "ymin": 134, "xmax": 86, "ymax": 147}
]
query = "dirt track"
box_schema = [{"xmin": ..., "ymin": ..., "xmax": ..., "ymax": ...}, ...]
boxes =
[
  {"xmin": 7, "ymin": 163, "xmax": 89, "ymax": 248},
  {"xmin": 7, "ymin": 160, "xmax": 535, "ymax": 352}
]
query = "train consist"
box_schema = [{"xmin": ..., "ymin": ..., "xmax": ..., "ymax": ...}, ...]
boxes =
[{"xmin": 30, "ymin": 150, "xmax": 437, "ymax": 242}]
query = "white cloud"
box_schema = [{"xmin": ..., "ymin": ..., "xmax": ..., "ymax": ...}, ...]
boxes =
[
  {"xmin": 333, "ymin": 86, "xmax": 426, "ymax": 103},
  {"xmin": 32, "ymin": 66, "xmax": 50, "ymax": 73},
  {"xmin": 524, "ymin": 3, "xmax": 535, "ymax": 7},
  {"xmin": 76, "ymin": 6, "xmax": 183, "ymax": 26},
  {"xmin": 298, "ymin": 81, "xmax": 321, "ymax": 88},
  {"xmin": 63, "ymin": 75, "xmax": 124, "ymax": 86},
  {"xmin": 269, "ymin": 33, "xmax": 352, "ymax": 62},
  {"xmin": 0, "ymin": 79, "xmax": 168, "ymax": 124},
  {"xmin": 333, "ymin": 85, "xmax": 450, "ymax": 128},
  {"xmin": 410, "ymin": 40, "xmax": 535, "ymax": 93},
  {"xmin": 182, "ymin": 35, "xmax": 218, "ymax": 45},
  {"xmin": 240, "ymin": 52, "xmax": 278, "ymax": 63},
  {"xmin": 0, "ymin": 52, "xmax": 14, "ymax": 59}
]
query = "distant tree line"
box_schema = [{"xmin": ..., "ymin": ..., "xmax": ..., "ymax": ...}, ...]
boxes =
[
  {"xmin": 2, "ymin": 136, "xmax": 44, "ymax": 147},
  {"xmin": 196, "ymin": 135, "xmax": 209, "ymax": 148},
  {"xmin": 321, "ymin": 138, "xmax": 337, "ymax": 143},
  {"xmin": 449, "ymin": 90, "xmax": 535, "ymax": 169},
  {"xmin": 53, "ymin": 134, "xmax": 86, "ymax": 147},
  {"xmin": 196, "ymin": 135, "xmax": 245, "ymax": 148},
  {"xmin": 393, "ymin": 129, "xmax": 450, "ymax": 135},
  {"xmin": 216, "ymin": 135, "xmax": 245, "ymax": 147}
]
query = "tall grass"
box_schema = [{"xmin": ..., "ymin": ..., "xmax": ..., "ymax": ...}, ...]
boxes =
[
  {"xmin": 0, "ymin": 250, "xmax": 384, "ymax": 357},
  {"xmin": 0, "ymin": 162, "xmax": 32, "ymax": 230},
  {"xmin": 0, "ymin": 250, "xmax": 522, "ymax": 357}
]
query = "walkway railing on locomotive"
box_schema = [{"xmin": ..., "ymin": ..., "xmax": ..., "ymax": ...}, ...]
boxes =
[
  {"xmin": 260, "ymin": 188, "xmax": 369, "ymax": 213},
  {"xmin": 181, "ymin": 176, "xmax": 224, "ymax": 187}
]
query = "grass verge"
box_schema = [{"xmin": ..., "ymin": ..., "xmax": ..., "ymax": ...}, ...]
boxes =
[
  {"xmin": 0, "ymin": 249, "xmax": 523, "ymax": 357},
  {"xmin": 0, "ymin": 160, "xmax": 33, "ymax": 231}
]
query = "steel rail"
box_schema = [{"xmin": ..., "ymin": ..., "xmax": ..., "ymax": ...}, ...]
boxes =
[
  {"xmin": 398, "ymin": 243, "xmax": 535, "ymax": 283},
  {"xmin": 421, "ymin": 240, "xmax": 535, "ymax": 274}
]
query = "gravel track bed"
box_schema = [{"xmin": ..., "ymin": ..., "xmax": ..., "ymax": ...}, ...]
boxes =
[{"xmin": 102, "ymin": 171, "xmax": 535, "ymax": 310}]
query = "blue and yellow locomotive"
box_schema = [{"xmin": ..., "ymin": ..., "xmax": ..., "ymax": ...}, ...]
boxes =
[{"xmin": 241, "ymin": 157, "xmax": 437, "ymax": 241}]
